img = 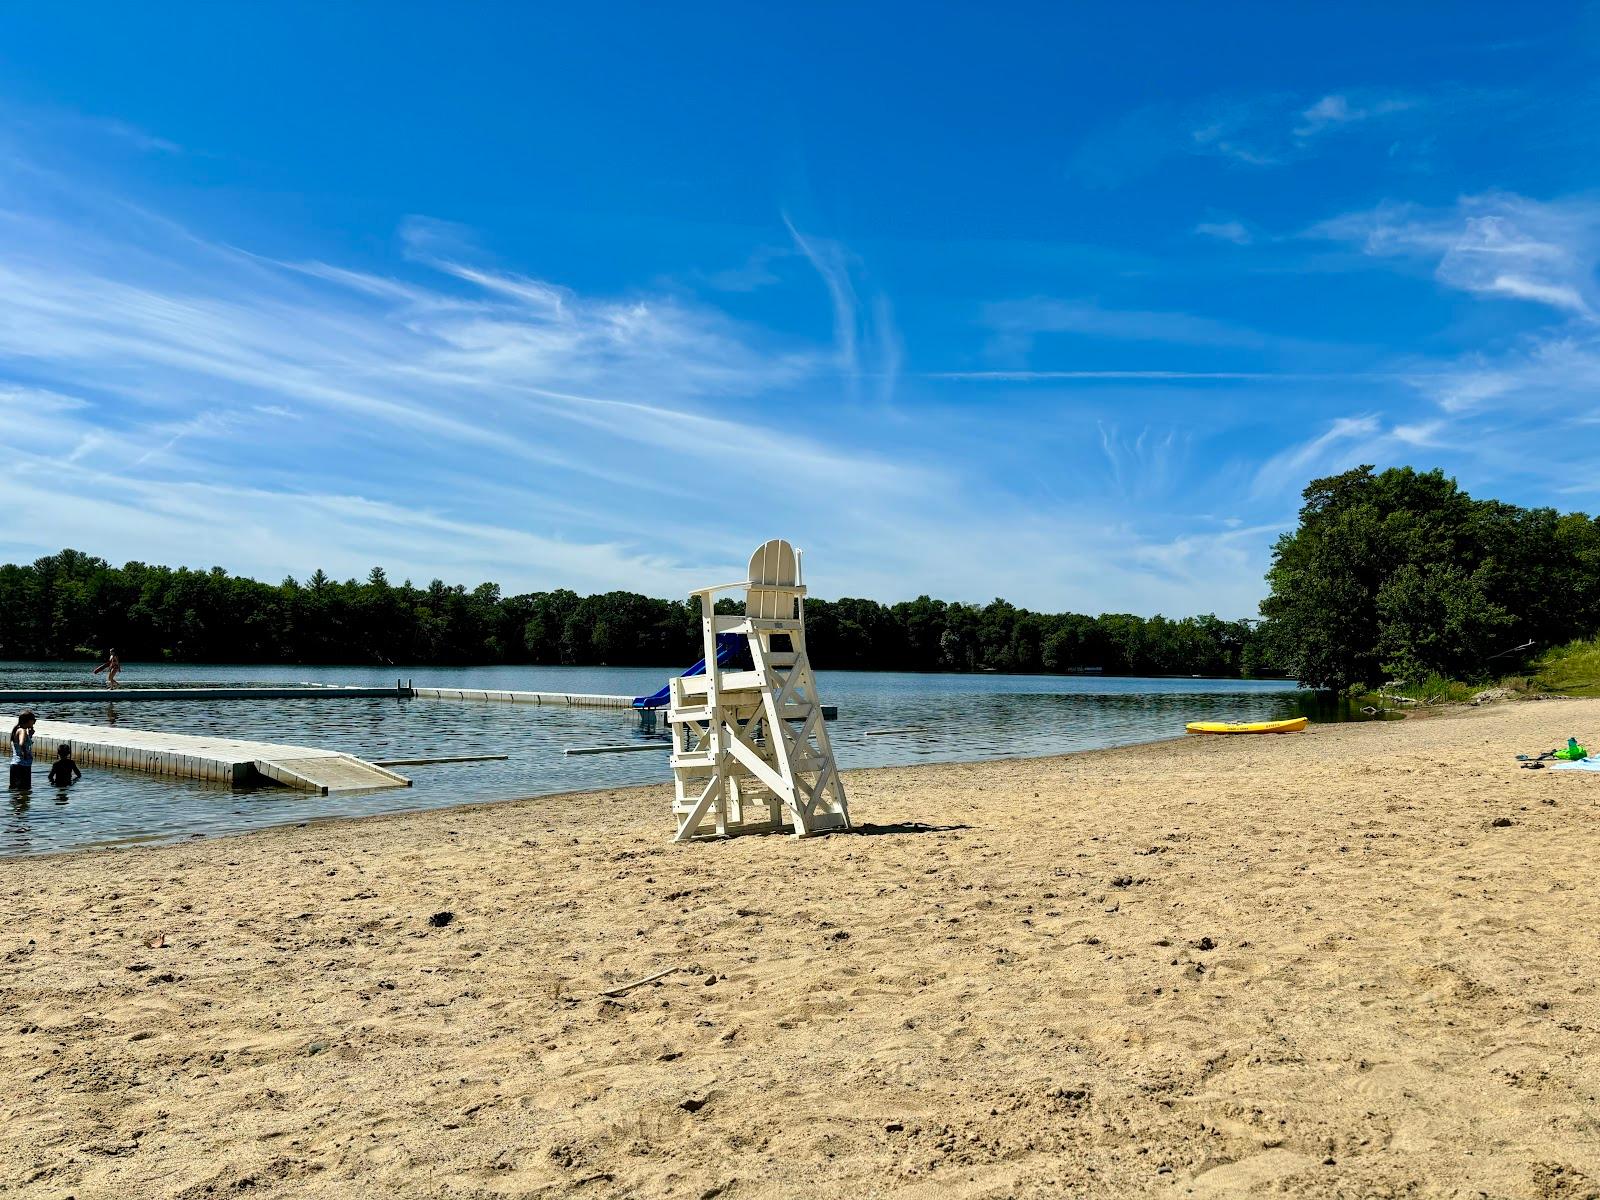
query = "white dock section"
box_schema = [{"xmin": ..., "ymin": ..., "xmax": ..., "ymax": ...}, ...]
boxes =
[
  {"xmin": 0, "ymin": 685, "xmax": 407, "ymax": 703},
  {"xmin": 33, "ymin": 720, "xmax": 411, "ymax": 795},
  {"xmin": 410, "ymin": 687, "xmax": 636, "ymax": 709}
]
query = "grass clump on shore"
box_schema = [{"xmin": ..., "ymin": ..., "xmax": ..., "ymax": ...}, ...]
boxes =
[
  {"xmin": 1400, "ymin": 675, "xmax": 1481, "ymax": 704},
  {"xmin": 1352, "ymin": 674, "xmax": 1480, "ymax": 710},
  {"xmin": 1533, "ymin": 637, "xmax": 1600, "ymax": 697},
  {"xmin": 1364, "ymin": 637, "xmax": 1600, "ymax": 707}
]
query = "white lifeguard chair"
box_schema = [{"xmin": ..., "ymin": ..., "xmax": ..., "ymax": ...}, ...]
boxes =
[{"xmin": 667, "ymin": 539, "xmax": 851, "ymax": 841}]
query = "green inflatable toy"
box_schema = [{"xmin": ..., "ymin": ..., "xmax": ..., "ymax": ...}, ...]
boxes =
[{"xmin": 1554, "ymin": 737, "xmax": 1589, "ymax": 761}]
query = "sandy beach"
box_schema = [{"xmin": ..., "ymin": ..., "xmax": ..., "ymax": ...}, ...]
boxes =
[{"xmin": 3, "ymin": 699, "xmax": 1599, "ymax": 1199}]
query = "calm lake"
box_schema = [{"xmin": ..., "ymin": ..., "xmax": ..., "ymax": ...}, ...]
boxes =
[{"xmin": 0, "ymin": 661, "xmax": 1307, "ymax": 856}]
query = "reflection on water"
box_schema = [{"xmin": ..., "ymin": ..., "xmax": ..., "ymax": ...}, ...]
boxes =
[
  {"xmin": 1286, "ymin": 691, "xmax": 1409, "ymax": 723},
  {"xmin": 0, "ymin": 661, "xmax": 1306, "ymax": 856}
]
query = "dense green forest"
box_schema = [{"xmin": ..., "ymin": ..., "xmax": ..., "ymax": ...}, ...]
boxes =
[
  {"xmin": 1262, "ymin": 466, "xmax": 1600, "ymax": 690},
  {"xmin": 0, "ymin": 549, "xmax": 1271, "ymax": 678}
]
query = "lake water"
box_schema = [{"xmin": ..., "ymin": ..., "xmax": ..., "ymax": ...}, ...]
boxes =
[{"xmin": 0, "ymin": 661, "xmax": 1307, "ymax": 856}]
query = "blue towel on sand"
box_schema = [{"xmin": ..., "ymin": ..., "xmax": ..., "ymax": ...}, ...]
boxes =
[{"xmin": 1551, "ymin": 757, "xmax": 1600, "ymax": 771}]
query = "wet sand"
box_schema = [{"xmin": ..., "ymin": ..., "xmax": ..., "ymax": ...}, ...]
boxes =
[{"xmin": 3, "ymin": 699, "xmax": 1599, "ymax": 1198}]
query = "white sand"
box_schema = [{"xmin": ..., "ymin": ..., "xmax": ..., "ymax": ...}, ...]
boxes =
[{"xmin": 3, "ymin": 699, "xmax": 1599, "ymax": 1198}]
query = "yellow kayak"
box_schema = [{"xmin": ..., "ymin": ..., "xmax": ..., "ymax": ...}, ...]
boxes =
[{"xmin": 1186, "ymin": 716, "xmax": 1308, "ymax": 735}]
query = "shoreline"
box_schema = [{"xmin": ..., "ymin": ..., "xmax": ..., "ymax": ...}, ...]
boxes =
[
  {"xmin": 2, "ymin": 665, "xmax": 1311, "ymax": 860},
  {"xmin": 4, "ymin": 699, "xmax": 1598, "ymax": 1197},
  {"xmin": 8, "ymin": 727, "xmax": 1208, "ymax": 863}
]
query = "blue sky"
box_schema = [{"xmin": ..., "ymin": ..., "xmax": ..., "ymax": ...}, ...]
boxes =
[{"xmin": 0, "ymin": 3, "xmax": 1596, "ymax": 617}]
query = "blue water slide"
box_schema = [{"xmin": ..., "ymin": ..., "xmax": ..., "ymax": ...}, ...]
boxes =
[{"xmin": 633, "ymin": 632, "xmax": 750, "ymax": 709}]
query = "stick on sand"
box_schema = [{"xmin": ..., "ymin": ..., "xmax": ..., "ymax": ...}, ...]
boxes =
[{"xmin": 598, "ymin": 966, "xmax": 682, "ymax": 997}]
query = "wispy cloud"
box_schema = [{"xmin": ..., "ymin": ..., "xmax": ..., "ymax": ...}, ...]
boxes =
[
  {"xmin": 925, "ymin": 369, "xmax": 1370, "ymax": 382},
  {"xmin": 981, "ymin": 297, "xmax": 1306, "ymax": 357},
  {"xmin": 1097, "ymin": 422, "xmax": 1183, "ymax": 498},
  {"xmin": 697, "ymin": 244, "xmax": 793, "ymax": 293},
  {"xmin": 1196, "ymin": 89, "xmax": 1419, "ymax": 165},
  {"xmin": 0, "ymin": 145, "xmax": 1276, "ymax": 615},
  {"xmin": 1283, "ymin": 190, "xmax": 1600, "ymax": 497},
  {"xmin": 1310, "ymin": 191, "xmax": 1600, "ymax": 318},
  {"xmin": 1075, "ymin": 88, "xmax": 1425, "ymax": 183},
  {"xmin": 0, "ymin": 462, "xmax": 714, "ymax": 597},
  {"xmin": 1293, "ymin": 93, "xmax": 1416, "ymax": 139},
  {"xmin": 0, "ymin": 147, "xmax": 1296, "ymax": 615},
  {"xmin": 0, "ymin": 158, "xmax": 954, "ymax": 594},
  {"xmin": 986, "ymin": 298, "xmax": 1250, "ymax": 348},
  {"xmin": 1251, "ymin": 414, "xmax": 1384, "ymax": 499},
  {"xmin": 1253, "ymin": 411, "xmax": 1454, "ymax": 483},
  {"xmin": 1128, "ymin": 520, "xmax": 1289, "ymax": 597},
  {"xmin": 130, "ymin": 408, "xmax": 234, "ymax": 467},
  {"xmin": 1309, "ymin": 192, "xmax": 1600, "ymax": 438},
  {"xmin": 786, "ymin": 217, "xmax": 860, "ymax": 375},
  {"xmin": 1190, "ymin": 100, "xmax": 1290, "ymax": 166},
  {"xmin": 5, "ymin": 106, "xmax": 184, "ymax": 158},
  {"xmin": 15, "ymin": 101, "xmax": 1554, "ymax": 619},
  {"xmin": 94, "ymin": 117, "xmax": 182, "ymax": 155},
  {"xmin": 783, "ymin": 216, "xmax": 901, "ymax": 405},
  {"xmin": 1194, "ymin": 219, "xmax": 1253, "ymax": 245}
]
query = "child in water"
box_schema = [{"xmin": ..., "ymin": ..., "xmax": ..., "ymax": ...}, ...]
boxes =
[{"xmin": 48, "ymin": 744, "xmax": 81, "ymax": 787}]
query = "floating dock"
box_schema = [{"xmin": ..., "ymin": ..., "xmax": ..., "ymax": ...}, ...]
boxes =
[
  {"xmin": 33, "ymin": 720, "xmax": 411, "ymax": 794},
  {"xmin": 409, "ymin": 687, "xmax": 636, "ymax": 709},
  {"xmin": 3, "ymin": 683, "xmax": 834, "ymax": 718},
  {"xmin": 412, "ymin": 688, "xmax": 837, "ymax": 719},
  {"xmin": 0, "ymin": 685, "xmax": 408, "ymax": 704}
]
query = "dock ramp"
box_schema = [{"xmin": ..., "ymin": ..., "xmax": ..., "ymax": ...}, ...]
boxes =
[{"xmin": 33, "ymin": 720, "xmax": 411, "ymax": 795}]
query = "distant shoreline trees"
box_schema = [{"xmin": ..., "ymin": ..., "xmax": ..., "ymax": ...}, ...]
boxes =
[
  {"xmin": 15, "ymin": 465, "xmax": 1590, "ymax": 689},
  {"xmin": 0, "ymin": 550, "xmax": 1274, "ymax": 679}
]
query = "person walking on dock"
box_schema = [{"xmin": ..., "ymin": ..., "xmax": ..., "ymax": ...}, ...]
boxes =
[
  {"xmin": 9, "ymin": 710, "xmax": 36, "ymax": 789},
  {"xmin": 93, "ymin": 648, "xmax": 122, "ymax": 688}
]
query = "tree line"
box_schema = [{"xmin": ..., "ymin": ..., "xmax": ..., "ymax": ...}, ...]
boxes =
[
  {"xmin": 0, "ymin": 549, "xmax": 1272, "ymax": 678},
  {"xmin": 1262, "ymin": 465, "xmax": 1600, "ymax": 690},
  {"xmin": 10, "ymin": 467, "xmax": 1589, "ymax": 689}
]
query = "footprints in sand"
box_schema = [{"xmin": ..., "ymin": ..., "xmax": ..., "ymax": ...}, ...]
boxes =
[{"xmin": 1186, "ymin": 1148, "xmax": 1321, "ymax": 1195}]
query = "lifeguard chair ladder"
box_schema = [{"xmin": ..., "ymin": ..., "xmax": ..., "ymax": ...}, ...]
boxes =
[{"xmin": 668, "ymin": 539, "xmax": 851, "ymax": 841}]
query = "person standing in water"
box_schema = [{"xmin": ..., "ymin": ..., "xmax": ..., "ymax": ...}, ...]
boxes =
[
  {"xmin": 93, "ymin": 648, "xmax": 122, "ymax": 688},
  {"xmin": 48, "ymin": 744, "xmax": 81, "ymax": 787},
  {"xmin": 9, "ymin": 711, "xmax": 36, "ymax": 789}
]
